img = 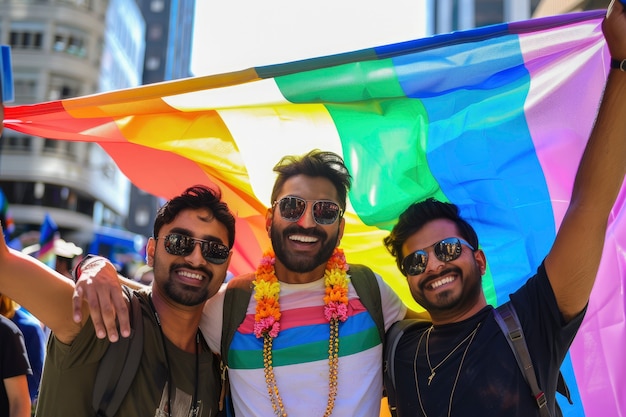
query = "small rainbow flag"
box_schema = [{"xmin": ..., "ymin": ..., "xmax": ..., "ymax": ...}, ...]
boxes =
[
  {"xmin": 0, "ymin": 188, "xmax": 15, "ymax": 238},
  {"xmin": 37, "ymin": 213, "xmax": 59, "ymax": 268}
]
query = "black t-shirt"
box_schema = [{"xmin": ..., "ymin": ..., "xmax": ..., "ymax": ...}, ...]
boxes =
[
  {"xmin": 0, "ymin": 314, "xmax": 32, "ymax": 415},
  {"xmin": 392, "ymin": 263, "xmax": 584, "ymax": 417}
]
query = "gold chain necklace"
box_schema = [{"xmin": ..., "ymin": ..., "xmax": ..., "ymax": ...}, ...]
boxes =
[
  {"xmin": 414, "ymin": 322, "xmax": 481, "ymax": 417},
  {"xmin": 424, "ymin": 323, "xmax": 480, "ymax": 385}
]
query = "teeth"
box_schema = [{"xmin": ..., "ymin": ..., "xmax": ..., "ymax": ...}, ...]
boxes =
[
  {"xmin": 289, "ymin": 235, "xmax": 318, "ymax": 243},
  {"xmin": 430, "ymin": 276, "xmax": 454, "ymax": 289},
  {"xmin": 179, "ymin": 270, "xmax": 203, "ymax": 281}
]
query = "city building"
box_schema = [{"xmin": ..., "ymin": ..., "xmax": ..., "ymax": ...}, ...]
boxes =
[
  {"xmin": 0, "ymin": 0, "xmax": 147, "ymax": 263},
  {"xmin": 424, "ymin": 0, "xmax": 572, "ymax": 35}
]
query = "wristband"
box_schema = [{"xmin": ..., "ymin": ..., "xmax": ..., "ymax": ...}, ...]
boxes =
[
  {"xmin": 610, "ymin": 58, "xmax": 626, "ymax": 72},
  {"xmin": 71, "ymin": 254, "xmax": 100, "ymax": 281}
]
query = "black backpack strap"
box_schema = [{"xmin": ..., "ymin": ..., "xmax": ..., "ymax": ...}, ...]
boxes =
[
  {"xmin": 219, "ymin": 275, "xmax": 254, "ymax": 415},
  {"xmin": 383, "ymin": 319, "xmax": 431, "ymax": 417},
  {"xmin": 348, "ymin": 264, "xmax": 385, "ymax": 344},
  {"xmin": 494, "ymin": 302, "xmax": 552, "ymax": 417},
  {"xmin": 93, "ymin": 287, "xmax": 144, "ymax": 417}
]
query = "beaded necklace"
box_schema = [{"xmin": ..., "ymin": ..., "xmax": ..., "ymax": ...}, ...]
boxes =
[{"xmin": 253, "ymin": 248, "xmax": 349, "ymax": 417}]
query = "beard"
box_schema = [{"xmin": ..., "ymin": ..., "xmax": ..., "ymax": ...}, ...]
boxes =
[
  {"xmin": 412, "ymin": 263, "xmax": 483, "ymax": 314},
  {"xmin": 270, "ymin": 223, "xmax": 339, "ymax": 273},
  {"xmin": 162, "ymin": 276, "xmax": 210, "ymax": 307},
  {"xmin": 152, "ymin": 254, "xmax": 211, "ymax": 307}
]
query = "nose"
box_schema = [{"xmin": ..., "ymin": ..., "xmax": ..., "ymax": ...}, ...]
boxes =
[
  {"xmin": 424, "ymin": 250, "xmax": 445, "ymax": 273},
  {"xmin": 184, "ymin": 241, "xmax": 206, "ymax": 266},
  {"xmin": 296, "ymin": 204, "xmax": 317, "ymax": 228}
]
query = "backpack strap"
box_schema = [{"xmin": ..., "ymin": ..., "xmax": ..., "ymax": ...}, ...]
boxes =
[
  {"xmin": 494, "ymin": 302, "xmax": 552, "ymax": 417},
  {"xmin": 93, "ymin": 287, "xmax": 144, "ymax": 417},
  {"xmin": 348, "ymin": 264, "xmax": 385, "ymax": 344},
  {"xmin": 383, "ymin": 319, "xmax": 431, "ymax": 417},
  {"xmin": 218, "ymin": 274, "xmax": 255, "ymax": 414}
]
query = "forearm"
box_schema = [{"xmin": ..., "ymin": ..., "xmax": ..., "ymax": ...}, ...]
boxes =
[
  {"xmin": 9, "ymin": 400, "xmax": 31, "ymax": 417},
  {"xmin": 0, "ymin": 245, "xmax": 82, "ymax": 339},
  {"xmin": 4, "ymin": 376, "xmax": 32, "ymax": 417},
  {"xmin": 570, "ymin": 69, "xmax": 626, "ymax": 211}
]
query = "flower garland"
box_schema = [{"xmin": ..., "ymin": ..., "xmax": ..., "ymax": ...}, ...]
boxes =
[{"xmin": 252, "ymin": 247, "xmax": 350, "ymax": 417}]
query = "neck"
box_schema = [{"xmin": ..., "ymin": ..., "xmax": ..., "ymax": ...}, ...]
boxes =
[
  {"xmin": 273, "ymin": 260, "xmax": 327, "ymax": 284},
  {"xmin": 429, "ymin": 294, "xmax": 488, "ymax": 326},
  {"xmin": 150, "ymin": 289, "xmax": 203, "ymax": 353}
]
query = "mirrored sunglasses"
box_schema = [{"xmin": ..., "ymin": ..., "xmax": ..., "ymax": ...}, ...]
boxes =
[
  {"xmin": 274, "ymin": 196, "xmax": 343, "ymax": 225},
  {"xmin": 402, "ymin": 237, "xmax": 475, "ymax": 276},
  {"xmin": 159, "ymin": 233, "xmax": 229, "ymax": 265}
]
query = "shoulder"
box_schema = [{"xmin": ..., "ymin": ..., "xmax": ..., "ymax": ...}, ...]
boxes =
[
  {"xmin": 0, "ymin": 314, "xmax": 21, "ymax": 334},
  {"xmin": 226, "ymin": 273, "xmax": 256, "ymax": 290}
]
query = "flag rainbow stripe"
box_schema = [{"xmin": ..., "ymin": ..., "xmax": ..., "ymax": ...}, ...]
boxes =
[{"xmin": 3, "ymin": 10, "xmax": 623, "ymax": 416}]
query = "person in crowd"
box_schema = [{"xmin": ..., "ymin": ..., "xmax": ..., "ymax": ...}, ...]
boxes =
[
  {"xmin": 0, "ymin": 184, "xmax": 234, "ymax": 416},
  {"xmin": 133, "ymin": 264, "xmax": 155, "ymax": 286},
  {"xmin": 381, "ymin": 2, "xmax": 626, "ymax": 416},
  {"xmin": 53, "ymin": 239, "xmax": 83, "ymax": 280},
  {"xmin": 74, "ymin": 150, "xmax": 418, "ymax": 417},
  {"xmin": 0, "ymin": 294, "xmax": 45, "ymax": 406},
  {"xmin": 0, "ymin": 314, "xmax": 31, "ymax": 417}
]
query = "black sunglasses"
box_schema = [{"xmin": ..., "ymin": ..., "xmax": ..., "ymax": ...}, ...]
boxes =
[
  {"xmin": 402, "ymin": 237, "xmax": 475, "ymax": 276},
  {"xmin": 158, "ymin": 233, "xmax": 230, "ymax": 265},
  {"xmin": 274, "ymin": 196, "xmax": 343, "ymax": 225}
]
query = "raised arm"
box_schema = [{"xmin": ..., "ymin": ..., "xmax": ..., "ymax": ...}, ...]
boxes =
[
  {"xmin": 545, "ymin": 0, "xmax": 626, "ymax": 322},
  {"xmin": 0, "ymin": 228, "xmax": 85, "ymax": 343}
]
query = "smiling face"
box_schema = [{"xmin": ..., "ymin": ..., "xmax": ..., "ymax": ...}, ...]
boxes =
[
  {"xmin": 402, "ymin": 218, "xmax": 487, "ymax": 323},
  {"xmin": 268, "ymin": 175, "xmax": 345, "ymax": 282},
  {"xmin": 147, "ymin": 207, "xmax": 231, "ymax": 307}
]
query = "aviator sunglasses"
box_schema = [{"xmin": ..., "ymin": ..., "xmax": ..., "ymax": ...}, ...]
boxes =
[
  {"xmin": 157, "ymin": 233, "xmax": 230, "ymax": 264},
  {"xmin": 402, "ymin": 237, "xmax": 475, "ymax": 276},
  {"xmin": 274, "ymin": 196, "xmax": 343, "ymax": 225}
]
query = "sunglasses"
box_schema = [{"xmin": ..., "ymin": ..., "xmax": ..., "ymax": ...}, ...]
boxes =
[
  {"xmin": 401, "ymin": 237, "xmax": 475, "ymax": 276},
  {"xmin": 274, "ymin": 196, "xmax": 343, "ymax": 225},
  {"xmin": 158, "ymin": 233, "xmax": 230, "ymax": 265}
]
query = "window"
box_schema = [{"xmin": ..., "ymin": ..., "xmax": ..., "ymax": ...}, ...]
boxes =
[
  {"xmin": 145, "ymin": 56, "xmax": 160, "ymax": 71},
  {"xmin": 4, "ymin": 133, "xmax": 32, "ymax": 152},
  {"xmin": 58, "ymin": 0, "xmax": 93, "ymax": 10},
  {"xmin": 150, "ymin": 0, "xmax": 165, "ymax": 13},
  {"xmin": 9, "ymin": 22, "xmax": 45, "ymax": 50},
  {"xmin": 53, "ymin": 25, "xmax": 88, "ymax": 58},
  {"xmin": 48, "ymin": 75, "xmax": 81, "ymax": 100},
  {"xmin": 148, "ymin": 24, "xmax": 163, "ymax": 41},
  {"xmin": 14, "ymin": 78, "xmax": 38, "ymax": 104}
]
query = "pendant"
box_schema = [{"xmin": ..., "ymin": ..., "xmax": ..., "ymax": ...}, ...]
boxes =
[{"xmin": 428, "ymin": 371, "xmax": 435, "ymax": 386}]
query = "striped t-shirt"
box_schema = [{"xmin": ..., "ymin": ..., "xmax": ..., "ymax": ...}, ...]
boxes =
[{"xmin": 201, "ymin": 272, "xmax": 405, "ymax": 417}]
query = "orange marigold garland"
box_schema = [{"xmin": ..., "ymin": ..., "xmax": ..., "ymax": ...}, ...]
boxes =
[{"xmin": 252, "ymin": 247, "xmax": 350, "ymax": 417}]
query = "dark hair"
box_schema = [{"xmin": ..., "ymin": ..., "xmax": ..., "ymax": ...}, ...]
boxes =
[
  {"xmin": 152, "ymin": 185, "xmax": 236, "ymax": 248},
  {"xmin": 270, "ymin": 150, "xmax": 352, "ymax": 211},
  {"xmin": 383, "ymin": 198, "xmax": 479, "ymax": 275}
]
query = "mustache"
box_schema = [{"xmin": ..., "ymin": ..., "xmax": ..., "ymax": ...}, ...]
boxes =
[
  {"xmin": 283, "ymin": 224, "xmax": 327, "ymax": 240},
  {"xmin": 419, "ymin": 267, "xmax": 461, "ymax": 291},
  {"xmin": 170, "ymin": 263, "xmax": 213, "ymax": 280}
]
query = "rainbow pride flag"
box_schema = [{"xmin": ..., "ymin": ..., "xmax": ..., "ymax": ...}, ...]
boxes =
[
  {"xmin": 37, "ymin": 212, "xmax": 59, "ymax": 268},
  {"xmin": 3, "ymin": 10, "xmax": 624, "ymax": 417}
]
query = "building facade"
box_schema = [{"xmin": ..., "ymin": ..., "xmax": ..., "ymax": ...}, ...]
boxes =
[{"xmin": 0, "ymin": 0, "xmax": 146, "ymax": 258}]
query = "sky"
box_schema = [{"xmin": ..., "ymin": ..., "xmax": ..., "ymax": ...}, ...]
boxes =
[{"xmin": 190, "ymin": 0, "xmax": 428, "ymax": 77}]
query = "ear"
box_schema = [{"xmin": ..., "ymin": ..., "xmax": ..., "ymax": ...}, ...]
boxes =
[
  {"xmin": 265, "ymin": 208, "xmax": 273, "ymax": 236},
  {"xmin": 146, "ymin": 237, "xmax": 156, "ymax": 267},
  {"xmin": 474, "ymin": 249, "xmax": 487, "ymax": 275}
]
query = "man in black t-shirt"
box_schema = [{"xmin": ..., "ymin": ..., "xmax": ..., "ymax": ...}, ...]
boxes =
[
  {"xmin": 0, "ymin": 314, "xmax": 31, "ymax": 417},
  {"xmin": 383, "ymin": 2, "xmax": 626, "ymax": 416}
]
